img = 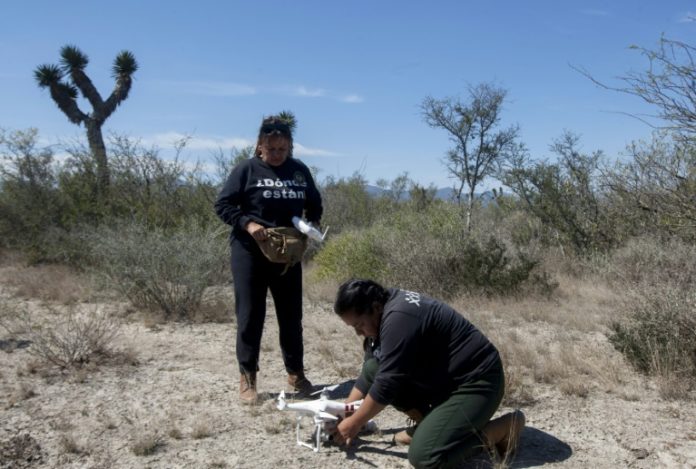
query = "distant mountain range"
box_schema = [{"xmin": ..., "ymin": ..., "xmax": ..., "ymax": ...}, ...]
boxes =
[{"xmin": 365, "ymin": 185, "xmax": 496, "ymax": 202}]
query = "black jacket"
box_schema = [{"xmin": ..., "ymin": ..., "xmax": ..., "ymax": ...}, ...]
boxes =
[
  {"xmin": 214, "ymin": 156, "xmax": 323, "ymax": 244},
  {"xmin": 366, "ymin": 289, "xmax": 501, "ymax": 407}
]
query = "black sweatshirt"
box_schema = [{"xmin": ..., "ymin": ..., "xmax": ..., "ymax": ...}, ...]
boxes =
[
  {"xmin": 362, "ymin": 289, "xmax": 501, "ymax": 407},
  {"xmin": 214, "ymin": 156, "xmax": 323, "ymax": 241}
]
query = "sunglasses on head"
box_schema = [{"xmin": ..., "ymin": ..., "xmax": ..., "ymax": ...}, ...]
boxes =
[{"xmin": 260, "ymin": 122, "xmax": 291, "ymax": 135}]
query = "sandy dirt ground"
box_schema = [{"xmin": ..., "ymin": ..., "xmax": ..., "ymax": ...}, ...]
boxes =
[{"xmin": 1, "ymin": 281, "xmax": 696, "ymax": 469}]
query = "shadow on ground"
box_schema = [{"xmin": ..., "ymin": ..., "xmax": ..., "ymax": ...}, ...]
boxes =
[
  {"xmin": 263, "ymin": 380, "xmax": 572, "ymax": 469},
  {"xmin": 339, "ymin": 425, "xmax": 572, "ymax": 468},
  {"xmin": 462, "ymin": 426, "xmax": 573, "ymax": 468}
]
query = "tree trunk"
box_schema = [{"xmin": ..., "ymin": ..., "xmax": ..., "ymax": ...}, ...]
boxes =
[
  {"xmin": 465, "ymin": 187, "xmax": 475, "ymax": 232},
  {"xmin": 85, "ymin": 119, "xmax": 110, "ymax": 194}
]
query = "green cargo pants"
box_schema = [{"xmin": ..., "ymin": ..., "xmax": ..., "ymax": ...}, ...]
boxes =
[{"xmin": 358, "ymin": 358, "xmax": 505, "ymax": 468}]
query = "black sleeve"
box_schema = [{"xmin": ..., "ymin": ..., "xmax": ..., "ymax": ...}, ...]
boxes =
[
  {"xmin": 368, "ymin": 312, "xmax": 421, "ymax": 405},
  {"xmin": 303, "ymin": 169, "xmax": 323, "ymax": 224},
  {"xmin": 214, "ymin": 163, "xmax": 251, "ymax": 231}
]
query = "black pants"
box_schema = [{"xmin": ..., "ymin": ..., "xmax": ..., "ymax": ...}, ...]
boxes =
[{"xmin": 230, "ymin": 238, "xmax": 305, "ymax": 375}]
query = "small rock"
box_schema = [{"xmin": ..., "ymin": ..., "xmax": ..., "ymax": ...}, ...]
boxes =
[{"xmin": 630, "ymin": 448, "xmax": 649, "ymax": 459}]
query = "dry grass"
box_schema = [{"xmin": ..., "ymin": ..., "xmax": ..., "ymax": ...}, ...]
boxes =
[
  {"xmin": 12, "ymin": 381, "xmax": 37, "ymax": 403},
  {"xmin": 58, "ymin": 433, "xmax": 83, "ymax": 455},
  {"xmin": 452, "ymin": 277, "xmax": 639, "ymax": 402},
  {"xmin": 0, "ymin": 263, "xmax": 92, "ymax": 304},
  {"xmin": 130, "ymin": 432, "xmax": 164, "ymax": 456},
  {"xmin": 263, "ymin": 413, "xmax": 313, "ymax": 442},
  {"xmin": 191, "ymin": 418, "xmax": 213, "ymax": 439},
  {"xmin": 656, "ymin": 372, "xmax": 693, "ymax": 401},
  {"xmin": 303, "ymin": 271, "xmax": 339, "ymax": 304}
]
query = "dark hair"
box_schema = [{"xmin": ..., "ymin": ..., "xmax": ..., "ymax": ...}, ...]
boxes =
[
  {"xmin": 254, "ymin": 115, "xmax": 294, "ymax": 157},
  {"xmin": 334, "ymin": 279, "xmax": 390, "ymax": 317}
]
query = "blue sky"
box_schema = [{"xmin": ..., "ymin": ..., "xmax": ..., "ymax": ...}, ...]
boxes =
[{"xmin": 1, "ymin": 1, "xmax": 694, "ymax": 189}]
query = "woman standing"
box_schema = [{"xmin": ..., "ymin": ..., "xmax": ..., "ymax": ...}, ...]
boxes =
[
  {"xmin": 332, "ymin": 279, "xmax": 525, "ymax": 468},
  {"xmin": 215, "ymin": 114, "xmax": 322, "ymax": 404}
]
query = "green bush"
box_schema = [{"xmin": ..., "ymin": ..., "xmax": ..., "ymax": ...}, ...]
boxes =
[
  {"xmin": 81, "ymin": 221, "xmax": 229, "ymax": 320},
  {"xmin": 0, "ymin": 128, "xmax": 66, "ymax": 258},
  {"xmin": 319, "ymin": 173, "xmax": 376, "ymax": 236},
  {"xmin": 312, "ymin": 203, "xmax": 553, "ymax": 299},
  {"xmin": 312, "ymin": 229, "xmax": 387, "ymax": 281},
  {"xmin": 502, "ymin": 132, "xmax": 616, "ymax": 255}
]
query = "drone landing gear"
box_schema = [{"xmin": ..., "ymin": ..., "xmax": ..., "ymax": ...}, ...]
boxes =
[{"xmin": 295, "ymin": 415, "xmax": 333, "ymax": 452}]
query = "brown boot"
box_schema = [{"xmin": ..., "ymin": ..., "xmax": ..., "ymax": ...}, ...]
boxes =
[
  {"xmin": 393, "ymin": 408, "xmax": 424, "ymax": 446},
  {"xmin": 483, "ymin": 410, "xmax": 526, "ymax": 460},
  {"xmin": 239, "ymin": 372, "xmax": 258, "ymax": 405},
  {"xmin": 287, "ymin": 371, "xmax": 313, "ymax": 396},
  {"xmin": 494, "ymin": 410, "xmax": 525, "ymax": 459}
]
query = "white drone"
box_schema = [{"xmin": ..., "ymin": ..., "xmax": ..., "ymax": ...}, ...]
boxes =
[
  {"xmin": 292, "ymin": 216, "xmax": 329, "ymax": 242},
  {"xmin": 276, "ymin": 387, "xmax": 376, "ymax": 452}
]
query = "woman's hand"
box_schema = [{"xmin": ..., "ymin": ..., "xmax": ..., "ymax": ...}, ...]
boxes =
[
  {"xmin": 246, "ymin": 221, "xmax": 267, "ymax": 241},
  {"xmin": 334, "ymin": 416, "xmax": 362, "ymax": 447}
]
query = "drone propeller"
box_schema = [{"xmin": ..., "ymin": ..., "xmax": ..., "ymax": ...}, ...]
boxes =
[
  {"xmin": 277, "ymin": 390, "xmax": 287, "ymax": 410},
  {"xmin": 310, "ymin": 384, "xmax": 340, "ymax": 397}
]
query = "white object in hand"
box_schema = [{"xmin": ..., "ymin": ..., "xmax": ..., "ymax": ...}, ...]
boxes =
[{"xmin": 292, "ymin": 216, "xmax": 328, "ymax": 242}]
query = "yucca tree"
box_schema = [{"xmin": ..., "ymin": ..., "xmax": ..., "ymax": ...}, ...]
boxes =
[{"xmin": 34, "ymin": 45, "xmax": 138, "ymax": 194}]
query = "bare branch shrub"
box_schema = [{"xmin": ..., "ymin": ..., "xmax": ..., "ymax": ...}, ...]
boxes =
[
  {"xmin": 502, "ymin": 131, "xmax": 616, "ymax": 254},
  {"xmin": 576, "ymin": 37, "xmax": 696, "ymax": 137},
  {"xmin": 0, "ymin": 301, "xmax": 121, "ymax": 368},
  {"xmin": 604, "ymin": 134, "xmax": 696, "ymax": 242},
  {"xmin": 80, "ymin": 221, "xmax": 229, "ymax": 320},
  {"xmin": 0, "ymin": 433, "xmax": 43, "ymax": 465}
]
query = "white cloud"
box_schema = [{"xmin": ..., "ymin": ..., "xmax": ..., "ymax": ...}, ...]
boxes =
[
  {"xmin": 142, "ymin": 132, "xmax": 253, "ymax": 150},
  {"xmin": 142, "ymin": 134, "xmax": 338, "ymax": 158},
  {"xmin": 340, "ymin": 94, "xmax": 364, "ymax": 103},
  {"xmin": 157, "ymin": 80, "xmax": 257, "ymax": 96},
  {"xmin": 155, "ymin": 79, "xmax": 361, "ymax": 104},
  {"xmin": 292, "ymin": 86, "xmax": 327, "ymax": 97},
  {"xmin": 580, "ymin": 9, "xmax": 609, "ymax": 17},
  {"xmin": 294, "ymin": 143, "xmax": 339, "ymax": 157},
  {"xmin": 678, "ymin": 12, "xmax": 696, "ymax": 23}
]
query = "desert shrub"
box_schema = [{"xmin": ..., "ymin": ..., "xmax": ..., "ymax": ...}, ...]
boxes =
[
  {"xmin": 502, "ymin": 131, "xmax": 617, "ymax": 255},
  {"xmin": 58, "ymin": 135, "xmax": 219, "ymax": 229},
  {"xmin": 319, "ymin": 173, "xmax": 377, "ymax": 236},
  {"xmin": 609, "ymin": 286, "xmax": 696, "ymax": 390},
  {"xmin": 0, "ymin": 433, "xmax": 43, "ymax": 466},
  {"xmin": 81, "ymin": 221, "xmax": 229, "ymax": 320},
  {"xmin": 0, "ymin": 302, "xmax": 121, "ymax": 368},
  {"xmin": 107, "ymin": 135, "xmax": 218, "ymax": 228},
  {"xmin": 603, "ymin": 133, "xmax": 696, "ymax": 243},
  {"xmin": 312, "ymin": 229, "xmax": 387, "ymax": 281},
  {"xmin": 0, "ymin": 128, "xmax": 66, "ymax": 258},
  {"xmin": 312, "ymin": 203, "xmax": 553, "ymax": 299}
]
